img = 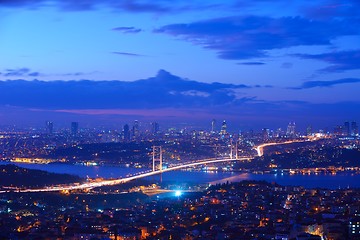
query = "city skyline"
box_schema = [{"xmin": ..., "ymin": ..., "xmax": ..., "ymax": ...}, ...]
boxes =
[
  {"xmin": 1, "ymin": 118, "xmax": 358, "ymax": 139},
  {"xmin": 0, "ymin": 1, "xmax": 360, "ymax": 128}
]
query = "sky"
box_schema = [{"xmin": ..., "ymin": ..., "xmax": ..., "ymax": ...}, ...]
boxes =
[{"xmin": 0, "ymin": 0, "xmax": 360, "ymax": 131}]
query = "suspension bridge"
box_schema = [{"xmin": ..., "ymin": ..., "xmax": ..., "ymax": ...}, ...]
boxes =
[{"xmin": 0, "ymin": 140, "xmax": 304, "ymax": 193}]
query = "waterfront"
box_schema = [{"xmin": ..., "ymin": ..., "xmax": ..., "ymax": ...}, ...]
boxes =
[{"xmin": 1, "ymin": 162, "xmax": 360, "ymax": 189}]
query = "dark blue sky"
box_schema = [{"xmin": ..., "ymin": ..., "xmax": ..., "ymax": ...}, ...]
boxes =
[{"xmin": 0, "ymin": 0, "xmax": 359, "ymax": 130}]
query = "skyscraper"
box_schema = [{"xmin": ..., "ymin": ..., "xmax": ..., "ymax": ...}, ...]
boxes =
[
  {"xmin": 211, "ymin": 119, "xmax": 216, "ymax": 133},
  {"xmin": 133, "ymin": 120, "xmax": 140, "ymax": 139},
  {"xmin": 306, "ymin": 125, "xmax": 312, "ymax": 136},
  {"xmin": 344, "ymin": 121, "xmax": 350, "ymax": 136},
  {"xmin": 123, "ymin": 124, "xmax": 130, "ymax": 141},
  {"xmin": 220, "ymin": 120, "xmax": 227, "ymax": 135},
  {"xmin": 262, "ymin": 128, "xmax": 270, "ymax": 141},
  {"xmin": 351, "ymin": 121, "xmax": 358, "ymax": 136},
  {"xmin": 46, "ymin": 121, "xmax": 53, "ymax": 135},
  {"xmin": 343, "ymin": 121, "xmax": 358, "ymax": 136},
  {"xmin": 71, "ymin": 122, "xmax": 79, "ymax": 136},
  {"xmin": 334, "ymin": 125, "xmax": 343, "ymax": 136},
  {"xmin": 286, "ymin": 122, "xmax": 296, "ymax": 137},
  {"xmin": 151, "ymin": 122, "xmax": 159, "ymax": 135}
]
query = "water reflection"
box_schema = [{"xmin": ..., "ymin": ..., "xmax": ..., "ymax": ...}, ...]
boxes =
[{"xmin": 1, "ymin": 162, "xmax": 360, "ymax": 189}]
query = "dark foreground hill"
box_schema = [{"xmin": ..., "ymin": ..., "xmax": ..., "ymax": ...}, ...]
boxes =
[{"xmin": 0, "ymin": 164, "xmax": 83, "ymax": 188}]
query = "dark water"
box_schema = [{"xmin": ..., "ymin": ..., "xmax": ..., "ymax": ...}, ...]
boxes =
[
  {"xmin": 0, "ymin": 162, "xmax": 143, "ymax": 178},
  {"xmin": 1, "ymin": 162, "xmax": 360, "ymax": 189},
  {"xmin": 156, "ymin": 170, "xmax": 360, "ymax": 189}
]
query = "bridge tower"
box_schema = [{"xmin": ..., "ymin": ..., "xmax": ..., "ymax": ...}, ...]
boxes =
[
  {"xmin": 152, "ymin": 146, "xmax": 163, "ymax": 172},
  {"xmin": 229, "ymin": 139, "xmax": 239, "ymax": 159},
  {"xmin": 235, "ymin": 141, "xmax": 238, "ymax": 159}
]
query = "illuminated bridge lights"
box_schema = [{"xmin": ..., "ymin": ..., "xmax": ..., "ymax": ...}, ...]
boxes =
[
  {"xmin": 1, "ymin": 157, "xmax": 250, "ymax": 193},
  {"xmin": 0, "ymin": 140, "xmax": 316, "ymax": 194}
]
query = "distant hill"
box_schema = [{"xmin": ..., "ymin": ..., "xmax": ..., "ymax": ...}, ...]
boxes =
[{"xmin": 0, "ymin": 164, "xmax": 83, "ymax": 188}]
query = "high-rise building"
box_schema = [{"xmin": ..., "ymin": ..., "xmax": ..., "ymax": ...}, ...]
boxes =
[
  {"xmin": 248, "ymin": 129, "xmax": 254, "ymax": 138},
  {"xmin": 344, "ymin": 121, "xmax": 350, "ymax": 136},
  {"xmin": 220, "ymin": 120, "xmax": 227, "ymax": 135},
  {"xmin": 286, "ymin": 122, "xmax": 296, "ymax": 137},
  {"xmin": 262, "ymin": 128, "xmax": 270, "ymax": 141},
  {"xmin": 343, "ymin": 121, "xmax": 358, "ymax": 136},
  {"xmin": 151, "ymin": 122, "xmax": 159, "ymax": 135},
  {"xmin": 211, "ymin": 119, "xmax": 216, "ymax": 133},
  {"xmin": 133, "ymin": 120, "xmax": 140, "ymax": 139},
  {"xmin": 46, "ymin": 121, "xmax": 53, "ymax": 134},
  {"xmin": 334, "ymin": 125, "xmax": 343, "ymax": 136},
  {"xmin": 123, "ymin": 124, "xmax": 130, "ymax": 141},
  {"xmin": 275, "ymin": 128, "xmax": 283, "ymax": 138},
  {"xmin": 71, "ymin": 122, "xmax": 79, "ymax": 136},
  {"xmin": 306, "ymin": 125, "xmax": 312, "ymax": 136},
  {"xmin": 351, "ymin": 121, "xmax": 358, "ymax": 136}
]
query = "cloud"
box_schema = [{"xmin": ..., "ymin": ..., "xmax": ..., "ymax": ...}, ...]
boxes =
[
  {"xmin": 291, "ymin": 78, "xmax": 360, "ymax": 89},
  {"xmin": 112, "ymin": 51, "xmax": 146, "ymax": 57},
  {"xmin": 303, "ymin": 0, "xmax": 360, "ymax": 20},
  {"xmin": 180, "ymin": 90, "xmax": 210, "ymax": 98},
  {"xmin": 0, "ymin": 0, "xmax": 170, "ymax": 12},
  {"xmin": 237, "ymin": 62, "xmax": 265, "ymax": 66},
  {"xmin": 117, "ymin": 0, "xmax": 171, "ymax": 13},
  {"xmin": 60, "ymin": 72, "xmax": 91, "ymax": 76},
  {"xmin": 294, "ymin": 50, "xmax": 360, "ymax": 73},
  {"xmin": 0, "ymin": 0, "xmax": 203, "ymax": 13},
  {"xmin": 1, "ymin": 0, "xmax": 359, "ymax": 19},
  {"xmin": 155, "ymin": 15, "xmax": 359, "ymax": 60},
  {"xmin": 0, "ymin": 68, "xmax": 41, "ymax": 77},
  {"xmin": 0, "ymin": 70, "xmax": 252, "ymax": 110},
  {"xmin": 281, "ymin": 62, "xmax": 293, "ymax": 69},
  {"xmin": 28, "ymin": 72, "xmax": 41, "ymax": 77},
  {"xmin": 0, "ymin": 70, "xmax": 359, "ymax": 128},
  {"xmin": 112, "ymin": 26, "xmax": 142, "ymax": 34},
  {"xmin": 52, "ymin": 108, "xmax": 215, "ymax": 119}
]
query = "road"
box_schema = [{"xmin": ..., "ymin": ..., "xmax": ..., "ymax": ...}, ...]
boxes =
[{"xmin": 255, "ymin": 139, "xmax": 309, "ymax": 157}]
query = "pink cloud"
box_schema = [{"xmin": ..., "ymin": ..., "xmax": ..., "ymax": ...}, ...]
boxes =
[{"xmin": 51, "ymin": 108, "xmax": 219, "ymax": 119}]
